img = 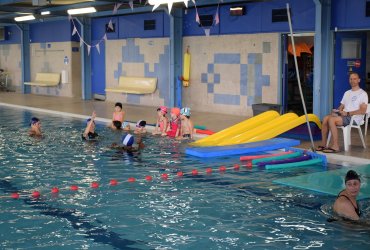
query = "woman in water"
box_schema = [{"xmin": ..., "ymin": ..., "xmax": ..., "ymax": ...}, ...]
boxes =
[{"xmin": 333, "ymin": 170, "xmax": 362, "ymax": 220}]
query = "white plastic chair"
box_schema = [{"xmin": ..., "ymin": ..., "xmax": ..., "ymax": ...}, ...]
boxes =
[
  {"xmin": 364, "ymin": 104, "xmax": 370, "ymax": 136},
  {"xmin": 326, "ymin": 109, "xmax": 368, "ymax": 151}
]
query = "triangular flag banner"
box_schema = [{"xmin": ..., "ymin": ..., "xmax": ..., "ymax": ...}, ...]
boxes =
[
  {"xmin": 204, "ymin": 28, "xmax": 210, "ymax": 36},
  {"xmin": 129, "ymin": 0, "xmax": 134, "ymax": 10},
  {"xmin": 72, "ymin": 26, "xmax": 77, "ymax": 36},
  {"xmin": 195, "ymin": 11, "xmax": 200, "ymax": 24},
  {"xmin": 87, "ymin": 45, "xmax": 91, "ymax": 56},
  {"xmin": 215, "ymin": 12, "xmax": 219, "ymax": 25},
  {"xmin": 103, "ymin": 34, "xmax": 108, "ymax": 41},
  {"xmin": 113, "ymin": 3, "xmax": 118, "ymax": 14},
  {"xmin": 80, "ymin": 38, "xmax": 84, "ymax": 47},
  {"xmin": 192, "ymin": 0, "xmax": 195, "ymax": 3},
  {"xmin": 96, "ymin": 44, "xmax": 100, "ymax": 54},
  {"xmin": 108, "ymin": 20, "xmax": 114, "ymax": 30}
]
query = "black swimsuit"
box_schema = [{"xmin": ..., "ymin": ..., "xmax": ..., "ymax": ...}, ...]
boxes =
[{"xmin": 336, "ymin": 191, "xmax": 361, "ymax": 217}]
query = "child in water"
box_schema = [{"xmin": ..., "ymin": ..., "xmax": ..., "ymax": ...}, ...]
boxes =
[
  {"xmin": 134, "ymin": 120, "xmax": 147, "ymax": 134},
  {"xmin": 166, "ymin": 107, "xmax": 181, "ymax": 138},
  {"xmin": 152, "ymin": 106, "xmax": 168, "ymax": 136},
  {"xmin": 82, "ymin": 111, "xmax": 98, "ymax": 140},
  {"xmin": 178, "ymin": 107, "xmax": 194, "ymax": 140},
  {"xmin": 110, "ymin": 102, "xmax": 126, "ymax": 129},
  {"xmin": 111, "ymin": 133, "xmax": 145, "ymax": 152},
  {"xmin": 29, "ymin": 117, "xmax": 42, "ymax": 137}
]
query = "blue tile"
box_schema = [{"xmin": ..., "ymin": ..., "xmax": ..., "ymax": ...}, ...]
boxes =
[
  {"xmin": 207, "ymin": 83, "xmax": 214, "ymax": 93},
  {"xmin": 122, "ymin": 39, "xmax": 144, "ymax": 63},
  {"xmin": 214, "ymin": 94, "xmax": 240, "ymax": 105},
  {"xmin": 207, "ymin": 64, "xmax": 214, "ymax": 73},
  {"xmin": 255, "ymin": 64, "xmax": 263, "ymax": 96},
  {"xmin": 201, "ymin": 73, "xmax": 208, "ymax": 83},
  {"xmin": 40, "ymin": 43, "xmax": 46, "ymax": 49},
  {"xmin": 127, "ymin": 94, "xmax": 141, "ymax": 104},
  {"xmin": 248, "ymin": 53, "xmax": 256, "ymax": 64},
  {"xmin": 240, "ymin": 64, "xmax": 248, "ymax": 96},
  {"xmin": 114, "ymin": 62, "xmax": 122, "ymax": 79},
  {"xmin": 214, "ymin": 73, "xmax": 220, "ymax": 84},
  {"xmin": 247, "ymin": 96, "xmax": 254, "ymax": 106},
  {"xmin": 214, "ymin": 53, "xmax": 240, "ymax": 64},
  {"xmin": 262, "ymin": 75, "xmax": 270, "ymax": 86}
]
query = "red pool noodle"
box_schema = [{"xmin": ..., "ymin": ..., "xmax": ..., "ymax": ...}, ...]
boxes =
[
  {"xmin": 195, "ymin": 129, "xmax": 215, "ymax": 135},
  {"xmin": 257, "ymin": 155, "xmax": 312, "ymax": 167},
  {"xmin": 240, "ymin": 150, "xmax": 294, "ymax": 161}
]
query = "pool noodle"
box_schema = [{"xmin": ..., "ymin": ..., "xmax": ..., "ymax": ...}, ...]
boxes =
[
  {"xmin": 240, "ymin": 150, "xmax": 293, "ymax": 161},
  {"xmin": 194, "ymin": 125, "xmax": 207, "ymax": 130},
  {"xmin": 265, "ymin": 158, "xmax": 323, "ymax": 170},
  {"xmin": 257, "ymin": 155, "xmax": 311, "ymax": 167},
  {"xmin": 252, "ymin": 152, "xmax": 302, "ymax": 164}
]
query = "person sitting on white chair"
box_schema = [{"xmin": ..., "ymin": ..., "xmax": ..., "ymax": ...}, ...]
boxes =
[{"xmin": 316, "ymin": 72, "xmax": 368, "ymax": 153}]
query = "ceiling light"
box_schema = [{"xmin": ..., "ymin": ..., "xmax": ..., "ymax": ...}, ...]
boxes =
[
  {"xmin": 14, "ymin": 15, "xmax": 36, "ymax": 22},
  {"xmin": 41, "ymin": 11, "xmax": 50, "ymax": 15},
  {"xmin": 67, "ymin": 7, "xmax": 96, "ymax": 15}
]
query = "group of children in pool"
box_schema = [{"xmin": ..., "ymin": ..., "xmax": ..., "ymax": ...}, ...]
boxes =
[{"xmin": 29, "ymin": 102, "xmax": 194, "ymax": 151}]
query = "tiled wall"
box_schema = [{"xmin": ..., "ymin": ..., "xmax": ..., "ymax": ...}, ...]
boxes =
[
  {"xmin": 105, "ymin": 37, "xmax": 170, "ymax": 106},
  {"xmin": 183, "ymin": 33, "xmax": 279, "ymax": 116},
  {"xmin": 0, "ymin": 44, "xmax": 22, "ymax": 91},
  {"xmin": 29, "ymin": 41, "xmax": 81, "ymax": 97}
]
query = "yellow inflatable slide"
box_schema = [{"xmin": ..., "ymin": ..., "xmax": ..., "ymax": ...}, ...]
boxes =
[{"xmin": 192, "ymin": 111, "xmax": 321, "ymax": 147}]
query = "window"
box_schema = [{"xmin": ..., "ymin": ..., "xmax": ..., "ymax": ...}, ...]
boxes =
[
  {"xmin": 272, "ymin": 8, "xmax": 290, "ymax": 22},
  {"xmin": 198, "ymin": 14, "xmax": 214, "ymax": 27},
  {"xmin": 341, "ymin": 39, "xmax": 361, "ymax": 59},
  {"xmin": 144, "ymin": 20, "xmax": 156, "ymax": 30}
]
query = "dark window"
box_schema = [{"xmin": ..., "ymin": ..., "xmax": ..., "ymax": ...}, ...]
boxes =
[
  {"xmin": 272, "ymin": 8, "xmax": 290, "ymax": 22},
  {"xmin": 366, "ymin": 1, "xmax": 370, "ymax": 17},
  {"xmin": 105, "ymin": 23, "xmax": 115, "ymax": 33},
  {"xmin": 199, "ymin": 14, "xmax": 214, "ymax": 27},
  {"xmin": 144, "ymin": 20, "xmax": 156, "ymax": 30}
]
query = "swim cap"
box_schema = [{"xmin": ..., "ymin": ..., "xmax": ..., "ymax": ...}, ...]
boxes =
[
  {"xmin": 171, "ymin": 107, "xmax": 180, "ymax": 116},
  {"xmin": 136, "ymin": 120, "xmax": 146, "ymax": 128},
  {"xmin": 115, "ymin": 102, "xmax": 122, "ymax": 109},
  {"xmin": 345, "ymin": 170, "xmax": 361, "ymax": 183},
  {"xmin": 158, "ymin": 106, "xmax": 167, "ymax": 114},
  {"xmin": 122, "ymin": 134, "xmax": 134, "ymax": 146},
  {"xmin": 180, "ymin": 107, "xmax": 191, "ymax": 116},
  {"xmin": 30, "ymin": 117, "xmax": 39, "ymax": 126}
]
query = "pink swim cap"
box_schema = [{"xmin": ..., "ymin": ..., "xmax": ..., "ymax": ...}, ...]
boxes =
[
  {"xmin": 159, "ymin": 106, "xmax": 167, "ymax": 114},
  {"xmin": 171, "ymin": 107, "xmax": 180, "ymax": 116}
]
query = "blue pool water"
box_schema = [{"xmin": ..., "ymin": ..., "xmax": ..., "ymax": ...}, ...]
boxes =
[{"xmin": 0, "ymin": 106, "xmax": 369, "ymax": 249}]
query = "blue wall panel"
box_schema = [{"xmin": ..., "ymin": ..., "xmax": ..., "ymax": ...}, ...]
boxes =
[
  {"xmin": 184, "ymin": 0, "xmax": 314, "ymax": 36},
  {"xmin": 0, "ymin": 26, "xmax": 21, "ymax": 44},
  {"xmin": 30, "ymin": 20, "xmax": 73, "ymax": 43},
  {"xmin": 332, "ymin": 0, "xmax": 370, "ymax": 29},
  {"xmin": 119, "ymin": 12, "xmax": 167, "ymax": 38},
  {"xmin": 183, "ymin": 6, "xmax": 220, "ymax": 36},
  {"xmin": 92, "ymin": 16, "xmax": 119, "ymax": 40}
]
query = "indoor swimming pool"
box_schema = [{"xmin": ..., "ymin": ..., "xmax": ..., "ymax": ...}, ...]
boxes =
[{"xmin": 0, "ymin": 106, "xmax": 369, "ymax": 249}]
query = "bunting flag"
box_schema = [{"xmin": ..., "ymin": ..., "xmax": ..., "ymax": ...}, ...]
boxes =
[
  {"xmin": 96, "ymin": 44, "xmax": 100, "ymax": 54},
  {"xmin": 113, "ymin": 3, "xmax": 122, "ymax": 14},
  {"xmin": 72, "ymin": 26, "xmax": 77, "ymax": 36},
  {"xmin": 167, "ymin": 2, "xmax": 173, "ymax": 13},
  {"xmin": 204, "ymin": 28, "xmax": 210, "ymax": 36},
  {"xmin": 195, "ymin": 10, "xmax": 200, "ymax": 24},
  {"xmin": 87, "ymin": 45, "xmax": 91, "ymax": 56},
  {"xmin": 103, "ymin": 34, "xmax": 108, "ymax": 41},
  {"xmin": 214, "ymin": 12, "xmax": 219, "ymax": 25},
  {"xmin": 129, "ymin": 0, "xmax": 134, "ymax": 10},
  {"xmin": 108, "ymin": 20, "xmax": 114, "ymax": 30}
]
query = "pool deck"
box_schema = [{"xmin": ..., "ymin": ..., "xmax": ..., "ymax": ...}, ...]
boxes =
[{"xmin": 1, "ymin": 92, "xmax": 369, "ymax": 163}]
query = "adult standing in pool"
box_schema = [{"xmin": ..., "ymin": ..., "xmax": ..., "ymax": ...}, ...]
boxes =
[{"xmin": 333, "ymin": 170, "xmax": 362, "ymax": 220}]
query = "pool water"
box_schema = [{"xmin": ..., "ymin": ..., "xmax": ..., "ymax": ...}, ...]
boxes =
[{"xmin": 0, "ymin": 106, "xmax": 369, "ymax": 249}]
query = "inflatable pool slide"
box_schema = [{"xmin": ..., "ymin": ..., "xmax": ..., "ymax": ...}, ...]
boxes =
[{"xmin": 191, "ymin": 111, "xmax": 321, "ymax": 147}]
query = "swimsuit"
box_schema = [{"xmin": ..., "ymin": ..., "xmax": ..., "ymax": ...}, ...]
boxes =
[
  {"xmin": 113, "ymin": 112, "xmax": 123, "ymax": 122},
  {"xmin": 336, "ymin": 191, "xmax": 361, "ymax": 217},
  {"xmin": 82, "ymin": 132, "xmax": 98, "ymax": 141},
  {"xmin": 167, "ymin": 117, "xmax": 180, "ymax": 137}
]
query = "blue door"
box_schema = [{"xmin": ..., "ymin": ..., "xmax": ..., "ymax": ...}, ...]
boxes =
[
  {"xmin": 334, "ymin": 32, "xmax": 367, "ymax": 107},
  {"xmin": 91, "ymin": 40, "xmax": 106, "ymax": 95}
]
